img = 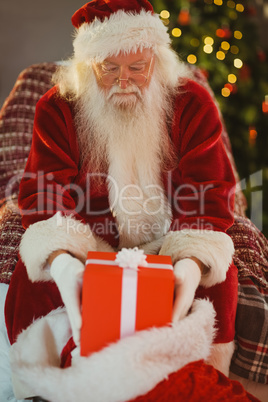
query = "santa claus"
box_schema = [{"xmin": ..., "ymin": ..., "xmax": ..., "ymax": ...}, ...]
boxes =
[{"xmin": 5, "ymin": 0, "xmax": 240, "ymax": 401}]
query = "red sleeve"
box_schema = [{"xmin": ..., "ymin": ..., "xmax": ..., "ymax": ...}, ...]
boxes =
[
  {"xmin": 18, "ymin": 87, "xmax": 82, "ymax": 229},
  {"xmin": 168, "ymin": 80, "xmax": 235, "ymax": 232}
]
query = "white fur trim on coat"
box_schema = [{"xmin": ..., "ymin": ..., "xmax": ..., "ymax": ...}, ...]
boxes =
[
  {"xmin": 10, "ymin": 299, "xmax": 216, "ymax": 402},
  {"xmin": 73, "ymin": 10, "xmax": 171, "ymax": 62},
  {"xmin": 159, "ymin": 230, "xmax": 234, "ymax": 288},
  {"xmin": 19, "ymin": 212, "xmax": 113, "ymax": 282},
  {"xmin": 206, "ymin": 341, "xmax": 235, "ymax": 377}
]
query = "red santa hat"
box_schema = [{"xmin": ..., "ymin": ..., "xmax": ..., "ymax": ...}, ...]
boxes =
[{"xmin": 71, "ymin": 0, "xmax": 171, "ymax": 62}]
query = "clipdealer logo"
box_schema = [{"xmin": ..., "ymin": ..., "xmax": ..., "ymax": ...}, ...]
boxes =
[{"xmin": 4, "ymin": 169, "xmax": 265, "ymax": 232}]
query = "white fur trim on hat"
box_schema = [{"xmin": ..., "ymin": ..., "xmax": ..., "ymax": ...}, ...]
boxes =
[
  {"xmin": 159, "ymin": 230, "xmax": 235, "ymax": 288},
  {"xmin": 10, "ymin": 299, "xmax": 215, "ymax": 402},
  {"xmin": 73, "ymin": 10, "xmax": 171, "ymax": 62},
  {"xmin": 19, "ymin": 212, "xmax": 113, "ymax": 282}
]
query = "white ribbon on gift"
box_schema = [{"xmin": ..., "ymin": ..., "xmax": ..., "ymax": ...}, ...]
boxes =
[{"xmin": 86, "ymin": 248, "xmax": 173, "ymax": 339}]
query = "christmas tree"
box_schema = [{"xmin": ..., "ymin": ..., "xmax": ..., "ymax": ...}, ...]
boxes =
[{"xmin": 151, "ymin": 0, "xmax": 268, "ymax": 236}]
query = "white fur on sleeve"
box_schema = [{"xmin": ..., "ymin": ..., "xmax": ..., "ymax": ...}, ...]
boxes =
[
  {"xmin": 19, "ymin": 212, "xmax": 113, "ymax": 283},
  {"xmin": 159, "ymin": 230, "xmax": 234, "ymax": 288}
]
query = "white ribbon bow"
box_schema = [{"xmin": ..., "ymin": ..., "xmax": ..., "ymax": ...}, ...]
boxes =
[{"xmin": 115, "ymin": 247, "xmax": 148, "ymax": 271}]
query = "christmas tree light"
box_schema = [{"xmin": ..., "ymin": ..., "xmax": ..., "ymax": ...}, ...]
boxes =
[
  {"xmin": 249, "ymin": 127, "xmax": 258, "ymax": 146},
  {"xmin": 227, "ymin": 1, "xmax": 235, "ymax": 8},
  {"xmin": 160, "ymin": 10, "xmax": 170, "ymax": 19},
  {"xmin": 234, "ymin": 58, "xmax": 243, "ymax": 68},
  {"xmin": 204, "ymin": 45, "xmax": 213, "ymax": 54},
  {"xmin": 230, "ymin": 45, "xmax": 239, "ymax": 54},
  {"xmin": 262, "ymin": 96, "xmax": 268, "ymax": 113},
  {"xmin": 187, "ymin": 54, "xmax": 197, "ymax": 64},
  {"xmin": 222, "ymin": 87, "xmax": 231, "ymax": 97},
  {"xmin": 204, "ymin": 37, "xmax": 214, "ymax": 45},
  {"xmin": 217, "ymin": 51, "xmax": 226, "ymax": 60},
  {"xmin": 228, "ymin": 73, "xmax": 237, "ymax": 83},
  {"xmin": 234, "ymin": 30, "xmax": 243, "ymax": 39},
  {"xmin": 221, "ymin": 41, "xmax": 230, "ymax": 51},
  {"xmin": 172, "ymin": 28, "xmax": 182, "ymax": 37},
  {"xmin": 236, "ymin": 4, "xmax": 244, "ymax": 13}
]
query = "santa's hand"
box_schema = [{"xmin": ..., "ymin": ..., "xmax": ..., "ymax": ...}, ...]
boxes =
[
  {"xmin": 172, "ymin": 258, "xmax": 201, "ymax": 322},
  {"xmin": 50, "ymin": 253, "xmax": 84, "ymax": 345}
]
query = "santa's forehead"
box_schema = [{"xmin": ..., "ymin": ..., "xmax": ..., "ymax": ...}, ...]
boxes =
[{"xmin": 102, "ymin": 48, "xmax": 154, "ymax": 64}]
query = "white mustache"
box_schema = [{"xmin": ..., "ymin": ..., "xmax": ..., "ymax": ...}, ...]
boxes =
[{"xmin": 107, "ymin": 85, "xmax": 142, "ymax": 99}]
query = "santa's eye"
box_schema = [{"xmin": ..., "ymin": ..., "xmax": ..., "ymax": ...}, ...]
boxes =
[
  {"xmin": 101, "ymin": 64, "xmax": 119, "ymax": 73},
  {"xmin": 129, "ymin": 64, "xmax": 146, "ymax": 72}
]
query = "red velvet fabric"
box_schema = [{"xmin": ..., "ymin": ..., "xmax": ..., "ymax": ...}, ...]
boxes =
[
  {"xmin": 71, "ymin": 0, "xmax": 154, "ymax": 28},
  {"xmin": 130, "ymin": 361, "xmax": 259, "ymax": 402},
  {"xmin": 60, "ymin": 336, "xmax": 75, "ymax": 369},
  {"xmin": 168, "ymin": 80, "xmax": 235, "ymax": 232},
  {"xmin": 5, "ymin": 259, "xmax": 63, "ymax": 343},
  {"xmin": 196, "ymin": 261, "xmax": 238, "ymax": 344}
]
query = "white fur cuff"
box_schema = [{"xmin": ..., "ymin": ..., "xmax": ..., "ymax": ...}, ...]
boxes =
[
  {"xmin": 19, "ymin": 212, "xmax": 97, "ymax": 282},
  {"xmin": 159, "ymin": 230, "xmax": 234, "ymax": 288}
]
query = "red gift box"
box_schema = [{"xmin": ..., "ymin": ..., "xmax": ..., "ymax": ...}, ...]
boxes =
[{"xmin": 80, "ymin": 250, "xmax": 174, "ymax": 356}]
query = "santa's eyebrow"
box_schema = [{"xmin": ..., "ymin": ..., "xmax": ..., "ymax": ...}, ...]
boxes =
[
  {"xmin": 130, "ymin": 60, "xmax": 147, "ymax": 65},
  {"xmin": 102, "ymin": 61, "xmax": 118, "ymax": 66},
  {"xmin": 102, "ymin": 59, "xmax": 148, "ymax": 66}
]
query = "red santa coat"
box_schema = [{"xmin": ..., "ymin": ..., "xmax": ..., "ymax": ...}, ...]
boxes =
[{"xmin": 6, "ymin": 78, "xmax": 237, "ymax": 346}]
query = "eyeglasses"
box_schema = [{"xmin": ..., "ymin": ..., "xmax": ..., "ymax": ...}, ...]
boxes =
[{"xmin": 94, "ymin": 56, "xmax": 154, "ymax": 87}]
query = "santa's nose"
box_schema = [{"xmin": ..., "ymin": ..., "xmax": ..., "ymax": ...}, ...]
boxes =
[
  {"xmin": 118, "ymin": 67, "xmax": 130, "ymax": 89},
  {"xmin": 118, "ymin": 78, "xmax": 129, "ymax": 89}
]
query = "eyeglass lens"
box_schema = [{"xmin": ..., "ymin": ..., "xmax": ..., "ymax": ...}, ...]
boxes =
[{"xmin": 101, "ymin": 74, "xmax": 147, "ymax": 87}]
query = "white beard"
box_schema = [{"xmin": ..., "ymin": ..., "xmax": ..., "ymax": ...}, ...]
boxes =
[{"xmin": 74, "ymin": 71, "xmax": 176, "ymax": 247}]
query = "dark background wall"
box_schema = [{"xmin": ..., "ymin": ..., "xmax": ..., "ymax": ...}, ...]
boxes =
[
  {"xmin": 0, "ymin": 0, "xmax": 267, "ymax": 108},
  {"xmin": 0, "ymin": 0, "xmax": 85, "ymax": 108}
]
